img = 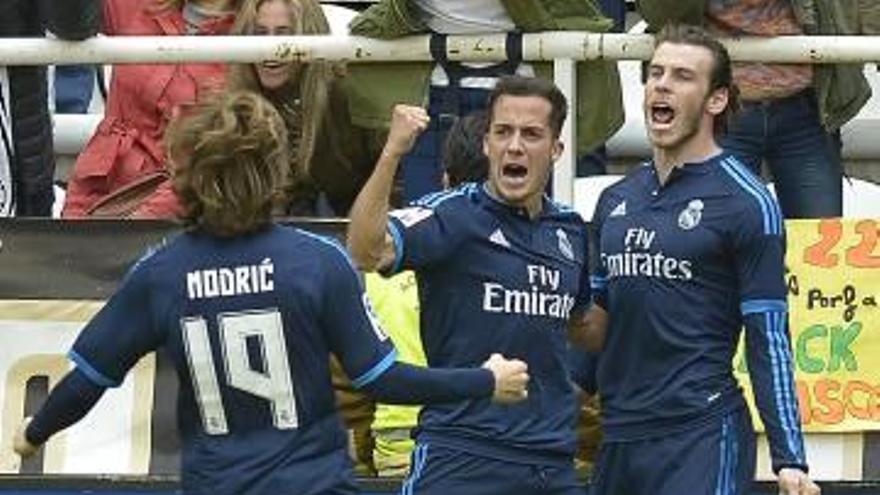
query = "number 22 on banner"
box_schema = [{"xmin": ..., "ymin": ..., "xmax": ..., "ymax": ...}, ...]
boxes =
[{"xmin": 803, "ymin": 219, "xmax": 880, "ymax": 269}]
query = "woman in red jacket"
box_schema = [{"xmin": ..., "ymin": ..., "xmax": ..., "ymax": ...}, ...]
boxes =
[{"xmin": 62, "ymin": 0, "xmax": 241, "ymax": 218}]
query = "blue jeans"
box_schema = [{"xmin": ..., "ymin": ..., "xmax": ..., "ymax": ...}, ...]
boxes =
[
  {"xmin": 720, "ymin": 89, "xmax": 842, "ymax": 219},
  {"xmin": 54, "ymin": 65, "xmax": 95, "ymax": 114}
]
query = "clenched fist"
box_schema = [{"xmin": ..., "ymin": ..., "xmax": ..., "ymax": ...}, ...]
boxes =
[
  {"xmin": 482, "ymin": 353, "xmax": 529, "ymax": 404},
  {"xmin": 383, "ymin": 104, "xmax": 430, "ymax": 159}
]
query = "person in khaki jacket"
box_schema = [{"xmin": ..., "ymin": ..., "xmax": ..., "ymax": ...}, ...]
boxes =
[
  {"xmin": 345, "ymin": 0, "xmax": 624, "ymax": 202},
  {"xmin": 636, "ymin": 0, "xmax": 871, "ymax": 219}
]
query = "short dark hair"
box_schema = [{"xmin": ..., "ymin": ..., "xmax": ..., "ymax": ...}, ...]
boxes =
[
  {"xmin": 653, "ymin": 24, "xmax": 740, "ymax": 135},
  {"xmin": 442, "ymin": 111, "xmax": 489, "ymax": 187},
  {"xmin": 486, "ymin": 76, "xmax": 568, "ymax": 138},
  {"xmin": 167, "ymin": 90, "xmax": 290, "ymax": 236}
]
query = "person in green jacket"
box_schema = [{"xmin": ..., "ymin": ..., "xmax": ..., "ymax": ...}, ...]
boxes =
[
  {"xmin": 345, "ymin": 0, "xmax": 624, "ymax": 202},
  {"xmin": 636, "ymin": 0, "xmax": 872, "ymax": 219}
]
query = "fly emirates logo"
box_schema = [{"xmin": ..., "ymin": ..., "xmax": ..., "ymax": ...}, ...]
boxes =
[
  {"xmin": 482, "ymin": 264, "xmax": 575, "ymax": 319},
  {"xmin": 602, "ymin": 227, "xmax": 692, "ymax": 281}
]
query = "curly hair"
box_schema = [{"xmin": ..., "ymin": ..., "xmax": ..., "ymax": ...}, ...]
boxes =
[{"xmin": 166, "ymin": 90, "xmax": 290, "ymax": 236}]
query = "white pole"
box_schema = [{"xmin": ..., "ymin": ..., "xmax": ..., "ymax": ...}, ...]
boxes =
[
  {"xmin": 2, "ymin": 34, "xmax": 880, "ymax": 65},
  {"xmin": 553, "ymin": 59, "xmax": 577, "ymax": 206}
]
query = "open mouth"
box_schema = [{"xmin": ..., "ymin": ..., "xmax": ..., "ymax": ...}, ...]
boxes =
[
  {"xmin": 261, "ymin": 61, "xmax": 285, "ymax": 69},
  {"xmin": 650, "ymin": 102, "xmax": 675, "ymax": 126},
  {"xmin": 502, "ymin": 163, "xmax": 528, "ymax": 181}
]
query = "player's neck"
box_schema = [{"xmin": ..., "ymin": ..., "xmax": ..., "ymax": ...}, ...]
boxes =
[
  {"xmin": 484, "ymin": 183, "xmax": 543, "ymax": 219},
  {"xmin": 652, "ymin": 135, "xmax": 721, "ymax": 186}
]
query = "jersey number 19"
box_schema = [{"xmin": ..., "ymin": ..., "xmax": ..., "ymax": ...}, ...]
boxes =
[{"xmin": 181, "ymin": 308, "xmax": 298, "ymax": 435}]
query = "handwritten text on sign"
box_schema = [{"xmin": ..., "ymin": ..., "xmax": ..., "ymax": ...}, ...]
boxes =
[{"xmin": 736, "ymin": 219, "xmax": 880, "ymax": 432}]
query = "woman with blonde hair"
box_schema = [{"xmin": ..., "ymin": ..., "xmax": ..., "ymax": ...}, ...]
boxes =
[{"xmin": 230, "ymin": 0, "xmax": 381, "ymax": 216}]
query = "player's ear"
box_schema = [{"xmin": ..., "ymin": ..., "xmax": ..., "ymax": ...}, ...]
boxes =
[
  {"xmin": 706, "ymin": 86, "xmax": 729, "ymax": 117},
  {"xmin": 550, "ymin": 139, "xmax": 564, "ymax": 164}
]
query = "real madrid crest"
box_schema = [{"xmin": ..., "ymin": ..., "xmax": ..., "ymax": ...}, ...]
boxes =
[
  {"xmin": 556, "ymin": 228, "xmax": 575, "ymax": 261},
  {"xmin": 678, "ymin": 199, "xmax": 704, "ymax": 230}
]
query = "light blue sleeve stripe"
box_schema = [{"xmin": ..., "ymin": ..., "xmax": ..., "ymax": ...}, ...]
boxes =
[
  {"xmin": 414, "ymin": 190, "xmax": 445, "ymax": 207},
  {"xmin": 720, "ymin": 160, "xmax": 775, "ymax": 236},
  {"xmin": 68, "ymin": 350, "xmax": 119, "ymax": 388},
  {"xmin": 764, "ymin": 312, "xmax": 805, "ymax": 463},
  {"xmin": 721, "ymin": 158, "xmax": 782, "ymax": 235},
  {"xmin": 352, "ymin": 349, "xmax": 398, "ymax": 388},
  {"xmin": 763, "ymin": 313, "xmax": 791, "ymax": 459},
  {"xmin": 775, "ymin": 312, "xmax": 806, "ymax": 461},
  {"xmin": 387, "ymin": 220, "xmax": 405, "ymax": 275},
  {"xmin": 741, "ymin": 299, "xmax": 787, "ymax": 315},
  {"xmin": 726, "ymin": 157, "xmax": 783, "ymax": 232}
]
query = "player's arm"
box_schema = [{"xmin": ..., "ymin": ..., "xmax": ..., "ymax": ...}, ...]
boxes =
[
  {"xmin": 347, "ymin": 105, "xmax": 429, "ymax": 273},
  {"xmin": 321, "ymin": 242, "xmax": 528, "ymax": 405},
  {"xmin": 361, "ymin": 353, "xmax": 528, "ymax": 405},
  {"xmin": 732, "ymin": 201, "xmax": 818, "ymax": 494},
  {"xmin": 14, "ymin": 369, "xmax": 105, "ymax": 457},
  {"xmin": 569, "ymin": 212, "xmax": 610, "ymax": 352},
  {"xmin": 13, "ymin": 259, "xmax": 163, "ymax": 457}
]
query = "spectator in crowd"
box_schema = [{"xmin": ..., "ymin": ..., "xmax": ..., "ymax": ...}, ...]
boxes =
[
  {"xmin": 329, "ymin": 354, "xmax": 380, "ymax": 476},
  {"xmin": 62, "ymin": 0, "xmax": 241, "ymax": 219},
  {"xmin": 577, "ymin": 0, "xmax": 627, "ymax": 178},
  {"xmin": 859, "ymin": 1, "xmax": 880, "ymax": 33},
  {"xmin": 573, "ymin": 24, "xmax": 818, "ymax": 495},
  {"xmin": 228, "ymin": 0, "xmax": 382, "ymax": 217},
  {"xmin": 440, "ymin": 111, "xmax": 490, "ymax": 188},
  {"xmin": 637, "ymin": 0, "xmax": 871, "ymax": 218},
  {"xmin": 346, "ymin": 0, "xmax": 624, "ymax": 202},
  {"xmin": 349, "ymin": 76, "xmax": 592, "ymax": 494},
  {"xmin": 14, "ymin": 90, "xmax": 530, "ymax": 495},
  {"xmin": 366, "ymin": 270, "xmax": 423, "ymax": 477},
  {"xmin": 0, "ymin": 0, "xmax": 100, "ymax": 217}
]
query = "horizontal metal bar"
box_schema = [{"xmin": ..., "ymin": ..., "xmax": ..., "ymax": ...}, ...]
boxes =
[{"xmin": 1, "ymin": 33, "xmax": 879, "ymax": 65}]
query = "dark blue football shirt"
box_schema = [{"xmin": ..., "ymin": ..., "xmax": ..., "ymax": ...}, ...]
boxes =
[
  {"xmin": 590, "ymin": 153, "xmax": 806, "ymax": 471},
  {"xmin": 70, "ymin": 225, "xmax": 396, "ymax": 494},
  {"xmin": 385, "ymin": 182, "xmax": 591, "ymax": 464}
]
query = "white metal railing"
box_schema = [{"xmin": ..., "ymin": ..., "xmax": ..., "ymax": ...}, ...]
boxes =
[
  {"xmin": 2, "ymin": 34, "xmax": 880, "ymax": 65},
  {"xmin": 6, "ymin": 33, "xmax": 880, "ymax": 203}
]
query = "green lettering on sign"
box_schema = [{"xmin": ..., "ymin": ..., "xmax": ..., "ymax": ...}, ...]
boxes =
[
  {"xmin": 797, "ymin": 324, "xmax": 826, "ymax": 374},
  {"xmin": 828, "ymin": 322, "xmax": 861, "ymax": 372}
]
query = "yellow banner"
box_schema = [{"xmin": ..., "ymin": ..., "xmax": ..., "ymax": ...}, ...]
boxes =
[{"xmin": 736, "ymin": 219, "xmax": 880, "ymax": 432}]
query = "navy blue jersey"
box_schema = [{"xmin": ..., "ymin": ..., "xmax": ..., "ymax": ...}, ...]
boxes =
[
  {"xmin": 591, "ymin": 153, "xmax": 806, "ymax": 471},
  {"xmin": 70, "ymin": 225, "xmax": 395, "ymax": 493},
  {"xmin": 385, "ymin": 183, "xmax": 590, "ymax": 463}
]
